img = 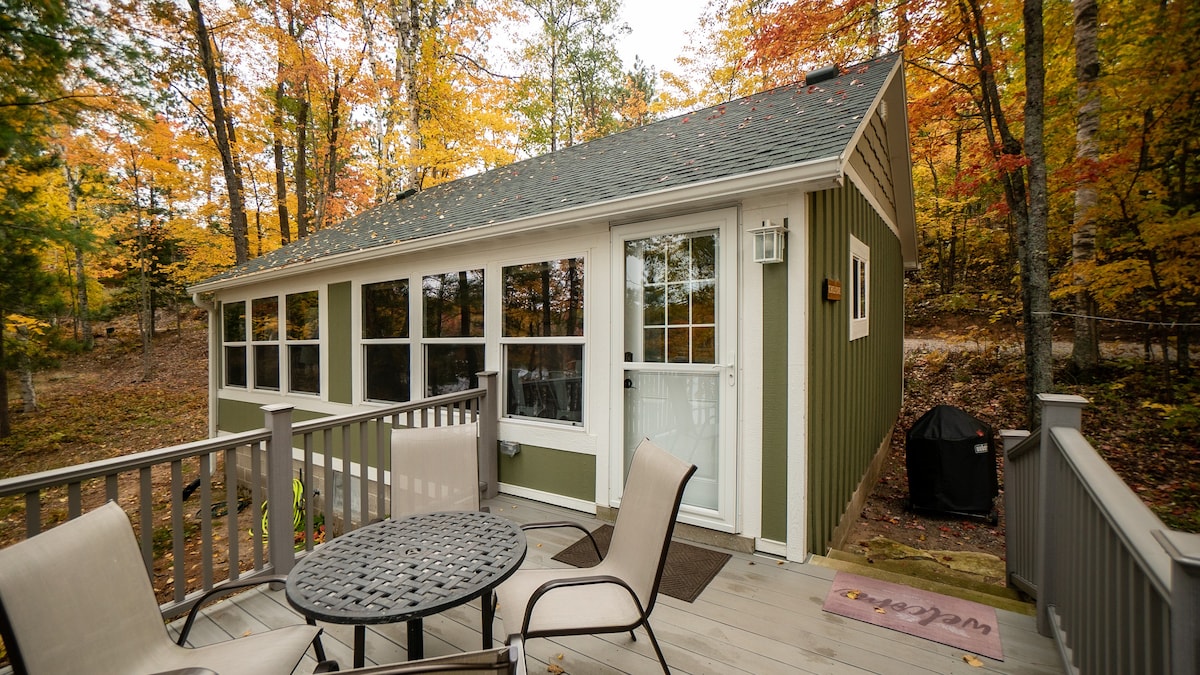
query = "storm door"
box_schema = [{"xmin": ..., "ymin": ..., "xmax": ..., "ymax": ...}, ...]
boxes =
[{"xmin": 614, "ymin": 210, "xmax": 738, "ymax": 530}]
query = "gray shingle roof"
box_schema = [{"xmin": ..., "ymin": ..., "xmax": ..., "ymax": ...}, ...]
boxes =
[{"xmin": 200, "ymin": 52, "xmax": 899, "ymax": 285}]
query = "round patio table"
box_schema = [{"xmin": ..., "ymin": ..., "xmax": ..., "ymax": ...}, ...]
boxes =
[{"xmin": 285, "ymin": 510, "xmax": 526, "ymax": 667}]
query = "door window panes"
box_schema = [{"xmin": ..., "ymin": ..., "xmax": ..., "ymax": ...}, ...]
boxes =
[{"xmin": 626, "ymin": 232, "xmax": 718, "ymax": 364}]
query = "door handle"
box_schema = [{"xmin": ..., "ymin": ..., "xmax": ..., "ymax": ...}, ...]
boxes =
[{"xmin": 624, "ymin": 378, "xmax": 634, "ymax": 389}]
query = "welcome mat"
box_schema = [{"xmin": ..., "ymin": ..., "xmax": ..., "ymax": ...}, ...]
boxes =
[
  {"xmin": 552, "ymin": 524, "xmax": 730, "ymax": 603},
  {"xmin": 822, "ymin": 572, "xmax": 1004, "ymax": 661}
]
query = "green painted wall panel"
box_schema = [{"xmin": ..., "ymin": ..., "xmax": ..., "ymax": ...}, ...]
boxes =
[
  {"xmin": 499, "ymin": 445, "xmax": 595, "ymax": 503},
  {"xmin": 761, "ymin": 245, "xmax": 790, "ymax": 542},
  {"xmin": 328, "ymin": 281, "xmax": 353, "ymax": 404},
  {"xmin": 807, "ymin": 183, "xmax": 904, "ymax": 553}
]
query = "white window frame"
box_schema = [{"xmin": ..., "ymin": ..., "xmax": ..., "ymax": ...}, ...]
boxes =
[
  {"xmin": 284, "ymin": 290, "xmax": 321, "ymax": 397},
  {"xmin": 220, "ymin": 291, "xmax": 322, "ymax": 395},
  {"xmin": 420, "ymin": 268, "xmax": 486, "ymax": 398},
  {"xmin": 360, "ymin": 278, "xmax": 413, "ymax": 404},
  {"xmin": 849, "ymin": 235, "xmax": 870, "ymax": 341},
  {"xmin": 221, "ymin": 300, "xmax": 247, "ymax": 389},
  {"xmin": 500, "ymin": 256, "xmax": 587, "ymax": 427}
]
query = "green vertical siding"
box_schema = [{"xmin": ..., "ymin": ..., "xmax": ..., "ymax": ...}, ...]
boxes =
[
  {"xmin": 807, "ymin": 183, "xmax": 904, "ymax": 553},
  {"xmin": 498, "ymin": 445, "xmax": 595, "ymax": 502},
  {"xmin": 328, "ymin": 281, "xmax": 353, "ymax": 404},
  {"xmin": 761, "ymin": 246, "xmax": 790, "ymax": 542}
]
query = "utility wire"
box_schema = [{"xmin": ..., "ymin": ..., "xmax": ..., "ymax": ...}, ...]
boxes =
[{"xmin": 1033, "ymin": 311, "xmax": 1200, "ymax": 328}]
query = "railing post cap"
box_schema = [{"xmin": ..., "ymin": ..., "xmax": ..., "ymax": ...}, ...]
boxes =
[
  {"xmin": 1036, "ymin": 393, "xmax": 1089, "ymax": 408},
  {"xmin": 261, "ymin": 403, "xmax": 295, "ymax": 413},
  {"xmin": 999, "ymin": 429, "xmax": 1031, "ymax": 438},
  {"xmin": 1154, "ymin": 529, "xmax": 1200, "ymax": 569}
]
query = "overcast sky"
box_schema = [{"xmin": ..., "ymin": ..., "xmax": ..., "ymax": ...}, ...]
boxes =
[{"xmin": 617, "ymin": 1, "xmax": 708, "ymax": 76}]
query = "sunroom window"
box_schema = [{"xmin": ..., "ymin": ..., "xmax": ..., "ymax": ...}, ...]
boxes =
[
  {"xmin": 502, "ymin": 258, "xmax": 584, "ymax": 425},
  {"xmin": 286, "ymin": 291, "xmax": 320, "ymax": 394},
  {"xmin": 221, "ymin": 292, "xmax": 321, "ymax": 394},
  {"xmin": 222, "ymin": 301, "xmax": 247, "ymax": 388},
  {"xmin": 362, "ymin": 279, "xmax": 411, "ymax": 403},
  {"xmin": 252, "ymin": 297, "xmax": 280, "ymax": 390},
  {"xmin": 423, "ymin": 270, "xmax": 485, "ymax": 396}
]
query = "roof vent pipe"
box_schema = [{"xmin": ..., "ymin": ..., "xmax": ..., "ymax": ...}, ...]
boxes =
[
  {"xmin": 395, "ymin": 187, "xmax": 418, "ymax": 202},
  {"xmin": 804, "ymin": 65, "xmax": 840, "ymax": 85}
]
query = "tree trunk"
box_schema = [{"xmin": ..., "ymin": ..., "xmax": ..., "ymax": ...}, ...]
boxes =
[
  {"xmin": 1023, "ymin": 0, "xmax": 1054, "ymax": 427},
  {"xmin": 19, "ymin": 368, "xmax": 36, "ymax": 413},
  {"xmin": 0, "ymin": 326, "xmax": 9, "ymax": 437},
  {"xmin": 273, "ymin": 78, "xmax": 291, "ymax": 245},
  {"xmin": 961, "ymin": 0, "xmax": 1049, "ymax": 426},
  {"xmin": 1071, "ymin": 0, "xmax": 1101, "ymax": 374},
  {"xmin": 315, "ymin": 74, "xmax": 342, "ymax": 230},
  {"xmin": 189, "ymin": 0, "xmax": 250, "ymax": 263},
  {"xmin": 63, "ymin": 162, "xmax": 93, "ymax": 350},
  {"xmin": 295, "ymin": 90, "xmax": 311, "ymax": 237}
]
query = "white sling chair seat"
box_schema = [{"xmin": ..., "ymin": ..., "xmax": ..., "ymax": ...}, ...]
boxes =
[
  {"xmin": 494, "ymin": 439, "xmax": 696, "ymax": 674},
  {"xmin": 0, "ymin": 501, "xmax": 322, "ymax": 675}
]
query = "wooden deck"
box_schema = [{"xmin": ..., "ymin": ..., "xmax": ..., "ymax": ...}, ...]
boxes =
[{"xmin": 171, "ymin": 495, "xmax": 1065, "ymax": 674}]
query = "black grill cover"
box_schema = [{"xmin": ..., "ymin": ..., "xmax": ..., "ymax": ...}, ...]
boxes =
[{"xmin": 905, "ymin": 405, "xmax": 998, "ymax": 515}]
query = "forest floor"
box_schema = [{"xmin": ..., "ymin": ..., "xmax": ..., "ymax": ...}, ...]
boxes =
[
  {"xmin": 2, "ymin": 311, "xmax": 1197, "ymax": 592},
  {"xmin": 845, "ymin": 321, "xmax": 1200, "ymax": 588}
]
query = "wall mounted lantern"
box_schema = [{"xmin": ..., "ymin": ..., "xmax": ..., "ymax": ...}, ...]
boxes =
[{"xmin": 749, "ymin": 219, "xmax": 788, "ymax": 264}]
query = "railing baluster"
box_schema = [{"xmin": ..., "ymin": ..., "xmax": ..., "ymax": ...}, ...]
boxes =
[
  {"xmin": 140, "ymin": 466, "xmax": 153, "ymax": 573},
  {"xmin": 105, "ymin": 474, "xmax": 119, "ymax": 503},
  {"xmin": 68, "ymin": 481, "xmax": 81, "ymax": 519},
  {"xmin": 171, "ymin": 459, "xmax": 185, "ymax": 604},
  {"xmin": 340, "ymin": 425, "xmax": 352, "ymax": 529},
  {"xmin": 199, "ymin": 454, "xmax": 213, "ymax": 590},
  {"xmin": 303, "ymin": 432, "xmax": 315, "ymax": 551},
  {"xmin": 374, "ymin": 415, "xmax": 386, "ymax": 522},
  {"xmin": 322, "ymin": 428, "xmax": 334, "ymax": 536},
  {"xmin": 251, "ymin": 441, "xmax": 263, "ymax": 571},
  {"xmin": 24, "ymin": 491, "xmax": 39, "ymax": 537},
  {"xmin": 225, "ymin": 445, "xmax": 240, "ymax": 581},
  {"xmin": 358, "ymin": 420, "xmax": 369, "ymax": 525}
]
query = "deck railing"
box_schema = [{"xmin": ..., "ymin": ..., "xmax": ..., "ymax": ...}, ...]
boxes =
[
  {"xmin": 0, "ymin": 372, "xmax": 498, "ymax": 621},
  {"xmin": 1004, "ymin": 394, "xmax": 1200, "ymax": 675}
]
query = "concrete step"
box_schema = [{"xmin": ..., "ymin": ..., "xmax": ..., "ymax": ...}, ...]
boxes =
[{"xmin": 812, "ymin": 550, "xmax": 1035, "ymax": 616}]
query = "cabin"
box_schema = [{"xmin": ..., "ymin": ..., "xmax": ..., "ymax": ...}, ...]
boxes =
[{"xmin": 189, "ymin": 51, "xmax": 917, "ymax": 561}]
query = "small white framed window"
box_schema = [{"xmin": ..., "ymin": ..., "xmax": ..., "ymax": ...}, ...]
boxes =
[{"xmin": 849, "ymin": 235, "xmax": 870, "ymax": 340}]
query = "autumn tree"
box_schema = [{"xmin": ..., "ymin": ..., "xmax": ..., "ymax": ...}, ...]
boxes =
[
  {"xmin": 1070, "ymin": 0, "xmax": 1100, "ymax": 374},
  {"xmin": 510, "ymin": 0, "xmax": 629, "ymax": 153},
  {"xmin": 188, "ymin": 0, "xmax": 251, "ymax": 263}
]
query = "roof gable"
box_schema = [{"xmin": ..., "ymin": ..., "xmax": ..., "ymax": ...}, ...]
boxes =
[{"xmin": 197, "ymin": 52, "xmax": 905, "ymax": 288}]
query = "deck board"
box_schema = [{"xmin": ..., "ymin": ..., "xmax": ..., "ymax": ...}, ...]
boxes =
[{"xmin": 171, "ymin": 494, "xmax": 1064, "ymax": 674}]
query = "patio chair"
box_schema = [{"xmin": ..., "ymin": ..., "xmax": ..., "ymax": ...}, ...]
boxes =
[
  {"xmin": 390, "ymin": 422, "xmax": 481, "ymax": 516},
  {"xmin": 0, "ymin": 501, "xmax": 325, "ymax": 675},
  {"xmin": 493, "ymin": 438, "xmax": 696, "ymax": 674},
  {"xmin": 314, "ymin": 636, "xmax": 526, "ymax": 674}
]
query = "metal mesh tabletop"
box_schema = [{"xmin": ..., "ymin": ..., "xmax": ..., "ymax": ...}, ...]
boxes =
[{"xmin": 286, "ymin": 511, "xmax": 527, "ymax": 625}]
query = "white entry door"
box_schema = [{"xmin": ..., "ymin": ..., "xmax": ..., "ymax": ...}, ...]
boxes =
[{"xmin": 613, "ymin": 210, "xmax": 738, "ymax": 531}]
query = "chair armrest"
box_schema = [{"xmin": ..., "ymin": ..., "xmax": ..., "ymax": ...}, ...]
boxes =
[
  {"xmin": 519, "ymin": 521, "xmax": 602, "ymax": 559},
  {"xmin": 521, "ymin": 574, "xmax": 648, "ymax": 635},
  {"xmin": 176, "ymin": 574, "xmax": 289, "ymax": 646}
]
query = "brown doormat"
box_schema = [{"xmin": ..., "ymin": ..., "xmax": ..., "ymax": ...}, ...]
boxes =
[{"xmin": 551, "ymin": 524, "xmax": 730, "ymax": 603}]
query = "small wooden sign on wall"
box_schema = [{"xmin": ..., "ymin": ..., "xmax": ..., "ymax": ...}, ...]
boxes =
[{"xmin": 825, "ymin": 278, "xmax": 843, "ymax": 301}]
